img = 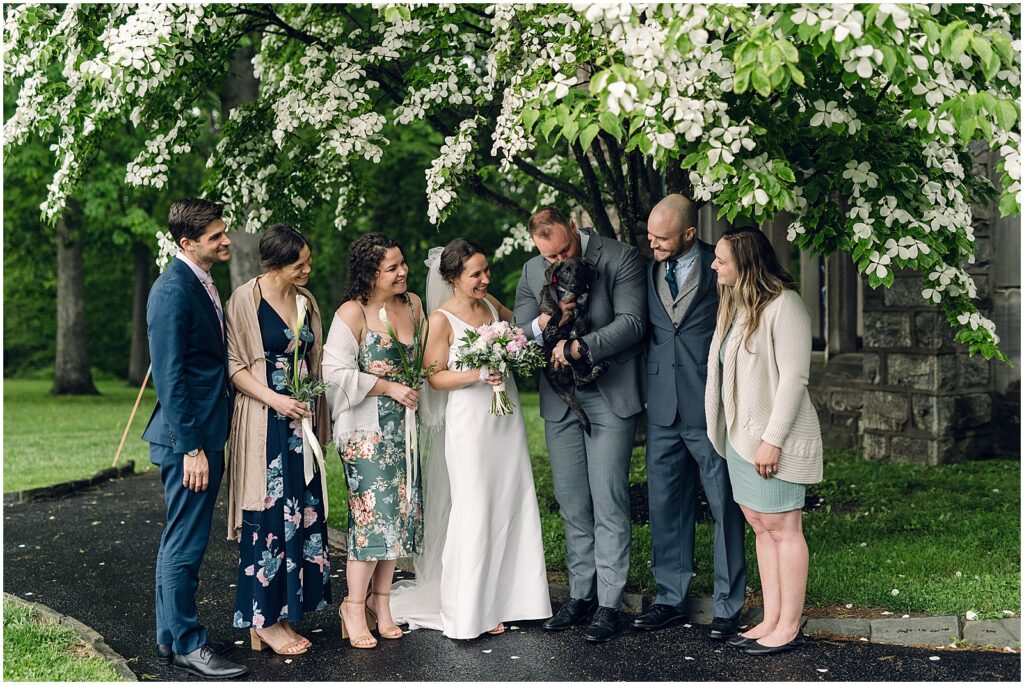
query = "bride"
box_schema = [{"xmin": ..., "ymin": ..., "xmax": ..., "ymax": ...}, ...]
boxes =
[{"xmin": 390, "ymin": 238, "xmax": 551, "ymax": 639}]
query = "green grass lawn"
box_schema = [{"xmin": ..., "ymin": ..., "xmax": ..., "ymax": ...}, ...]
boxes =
[
  {"xmin": 2, "ymin": 597, "xmax": 122, "ymax": 681},
  {"xmin": 4, "ymin": 379, "xmax": 1019, "ymax": 617},
  {"xmin": 3, "ymin": 379, "xmax": 157, "ymax": 492}
]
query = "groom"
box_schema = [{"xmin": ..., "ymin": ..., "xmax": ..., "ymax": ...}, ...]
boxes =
[
  {"xmin": 514, "ymin": 208, "xmax": 646, "ymax": 643},
  {"xmin": 143, "ymin": 198, "xmax": 246, "ymax": 679}
]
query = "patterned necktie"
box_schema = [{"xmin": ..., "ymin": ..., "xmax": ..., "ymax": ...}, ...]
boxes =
[
  {"xmin": 665, "ymin": 259, "xmax": 679, "ymax": 299},
  {"xmin": 203, "ymin": 279, "xmax": 225, "ymax": 335}
]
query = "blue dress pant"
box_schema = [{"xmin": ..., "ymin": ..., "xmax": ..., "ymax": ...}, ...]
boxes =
[
  {"xmin": 646, "ymin": 416, "xmax": 747, "ymax": 619},
  {"xmin": 153, "ymin": 445, "xmax": 224, "ymax": 654}
]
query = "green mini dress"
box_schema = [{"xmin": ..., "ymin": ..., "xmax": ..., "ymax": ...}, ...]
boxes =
[{"xmin": 720, "ymin": 320, "xmax": 806, "ymax": 514}]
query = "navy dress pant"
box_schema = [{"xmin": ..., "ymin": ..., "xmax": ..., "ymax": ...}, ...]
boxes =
[{"xmin": 152, "ymin": 445, "xmax": 224, "ymax": 654}]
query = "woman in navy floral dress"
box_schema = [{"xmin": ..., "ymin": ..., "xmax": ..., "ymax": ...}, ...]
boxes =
[{"xmin": 225, "ymin": 224, "xmax": 331, "ymax": 656}]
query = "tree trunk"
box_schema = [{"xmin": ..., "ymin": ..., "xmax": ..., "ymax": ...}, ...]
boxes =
[
  {"xmin": 127, "ymin": 241, "xmax": 151, "ymax": 386},
  {"xmin": 222, "ymin": 41, "xmax": 263, "ymax": 290},
  {"xmin": 52, "ymin": 202, "xmax": 99, "ymax": 395}
]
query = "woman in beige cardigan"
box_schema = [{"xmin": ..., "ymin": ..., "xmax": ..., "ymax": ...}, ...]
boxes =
[
  {"xmin": 705, "ymin": 227, "xmax": 823, "ymax": 656},
  {"xmin": 225, "ymin": 224, "xmax": 332, "ymax": 656}
]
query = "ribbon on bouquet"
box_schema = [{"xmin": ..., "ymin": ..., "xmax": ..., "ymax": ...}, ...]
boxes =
[
  {"xmin": 301, "ymin": 412, "xmax": 329, "ymax": 518},
  {"xmin": 405, "ymin": 406, "xmax": 418, "ymax": 504},
  {"xmin": 295, "ymin": 295, "xmax": 328, "ymax": 518}
]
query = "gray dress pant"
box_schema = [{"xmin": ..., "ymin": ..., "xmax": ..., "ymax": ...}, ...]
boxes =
[
  {"xmin": 646, "ymin": 416, "xmax": 747, "ymax": 619},
  {"xmin": 545, "ymin": 386, "xmax": 636, "ymax": 609}
]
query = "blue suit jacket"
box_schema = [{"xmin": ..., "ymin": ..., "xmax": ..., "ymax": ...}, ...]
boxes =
[
  {"xmin": 645, "ymin": 241, "xmax": 719, "ymax": 428},
  {"xmin": 142, "ymin": 258, "xmax": 232, "ymax": 461}
]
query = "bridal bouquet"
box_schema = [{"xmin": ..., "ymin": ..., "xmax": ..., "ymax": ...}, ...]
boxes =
[
  {"xmin": 379, "ymin": 305, "xmax": 438, "ymax": 503},
  {"xmin": 454, "ymin": 321, "xmax": 545, "ymax": 415}
]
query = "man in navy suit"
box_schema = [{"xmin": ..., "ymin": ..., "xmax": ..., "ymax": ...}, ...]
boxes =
[
  {"xmin": 632, "ymin": 194, "xmax": 747, "ymax": 640},
  {"xmin": 143, "ymin": 198, "xmax": 246, "ymax": 679}
]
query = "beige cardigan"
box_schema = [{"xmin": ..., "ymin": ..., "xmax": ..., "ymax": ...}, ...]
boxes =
[
  {"xmin": 224, "ymin": 277, "xmax": 332, "ymax": 541},
  {"xmin": 705, "ymin": 289, "xmax": 823, "ymax": 484}
]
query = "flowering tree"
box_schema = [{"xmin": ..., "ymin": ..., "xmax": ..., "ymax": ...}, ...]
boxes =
[{"xmin": 3, "ymin": 3, "xmax": 1019, "ymax": 360}]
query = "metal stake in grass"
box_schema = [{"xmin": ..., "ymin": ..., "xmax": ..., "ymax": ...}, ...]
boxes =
[{"xmin": 111, "ymin": 364, "xmax": 151, "ymax": 468}]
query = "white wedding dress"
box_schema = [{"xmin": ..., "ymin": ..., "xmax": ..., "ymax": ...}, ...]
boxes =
[{"xmin": 390, "ymin": 299, "xmax": 551, "ymax": 639}]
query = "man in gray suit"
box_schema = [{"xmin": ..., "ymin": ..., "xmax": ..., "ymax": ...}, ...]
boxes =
[
  {"xmin": 632, "ymin": 194, "xmax": 747, "ymax": 640},
  {"xmin": 514, "ymin": 207, "xmax": 646, "ymax": 643}
]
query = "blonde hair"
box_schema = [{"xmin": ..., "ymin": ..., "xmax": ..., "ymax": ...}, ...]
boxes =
[{"xmin": 716, "ymin": 228, "xmax": 798, "ymax": 350}]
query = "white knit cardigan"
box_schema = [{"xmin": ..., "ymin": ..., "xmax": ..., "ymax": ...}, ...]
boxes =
[{"xmin": 705, "ymin": 289, "xmax": 823, "ymax": 484}]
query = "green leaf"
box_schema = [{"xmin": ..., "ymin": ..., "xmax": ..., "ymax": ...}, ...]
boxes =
[
  {"xmin": 922, "ymin": 19, "xmax": 939, "ymax": 46},
  {"xmin": 939, "ymin": 20, "xmax": 965, "ymax": 60},
  {"xmin": 971, "ymin": 34, "xmax": 996, "ymax": 76},
  {"xmin": 539, "ymin": 116, "xmax": 558, "ymax": 141},
  {"xmin": 998, "ymin": 190, "xmax": 1018, "ymax": 217},
  {"xmin": 990, "ymin": 31, "xmax": 1013, "ymax": 63},
  {"xmin": 680, "ymin": 151, "xmax": 702, "ymax": 169},
  {"xmin": 733, "ymin": 67, "xmax": 750, "ymax": 94},
  {"xmin": 751, "ymin": 68, "xmax": 772, "ymax": 97},
  {"xmin": 764, "ymin": 43, "xmax": 782, "ymax": 75},
  {"xmin": 522, "ymin": 107, "xmax": 540, "ymax": 132},
  {"xmin": 787, "ymin": 63, "xmax": 806, "ymax": 87},
  {"xmin": 776, "ymin": 164, "xmax": 796, "ymax": 183},
  {"xmin": 880, "ymin": 45, "xmax": 898, "ymax": 75},
  {"xmin": 598, "ymin": 111, "xmax": 623, "ymax": 140},
  {"xmin": 950, "ymin": 27, "xmax": 974, "ymax": 62},
  {"xmin": 579, "ymin": 123, "xmax": 600, "ymax": 151},
  {"xmin": 776, "ymin": 39, "xmax": 798, "ymax": 63},
  {"xmin": 562, "ymin": 119, "xmax": 580, "ymax": 144},
  {"xmin": 956, "ymin": 115, "xmax": 977, "ymax": 143},
  {"xmin": 976, "ymin": 114, "xmax": 992, "ymax": 139},
  {"xmin": 735, "ymin": 42, "xmax": 757, "ymax": 67},
  {"xmin": 637, "ymin": 132, "xmax": 653, "ymax": 156},
  {"xmin": 992, "ymin": 99, "xmax": 1018, "ymax": 130},
  {"xmin": 555, "ymin": 104, "xmax": 571, "ymax": 128}
]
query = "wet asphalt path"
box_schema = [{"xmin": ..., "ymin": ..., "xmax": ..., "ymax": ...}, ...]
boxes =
[{"xmin": 3, "ymin": 472, "xmax": 1020, "ymax": 681}]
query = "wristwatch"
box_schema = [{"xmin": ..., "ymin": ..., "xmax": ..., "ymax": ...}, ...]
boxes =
[
  {"xmin": 571, "ymin": 339, "xmax": 590, "ymax": 361},
  {"xmin": 185, "ymin": 448, "xmax": 200, "ymax": 458}
]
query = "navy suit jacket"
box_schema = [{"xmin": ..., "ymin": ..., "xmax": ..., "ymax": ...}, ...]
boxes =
[
  {"xmin": 142, "ymin": 257, "xmax": 232, "ymax": 462},
  {"xmin": 645, "ymin": 241, "xmax": 719, "ymax": 428}
]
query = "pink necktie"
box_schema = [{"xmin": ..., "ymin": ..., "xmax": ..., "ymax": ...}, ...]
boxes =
[{"xmin": 203, "ymin": 279, "xmax": 224, "ymax": 335}]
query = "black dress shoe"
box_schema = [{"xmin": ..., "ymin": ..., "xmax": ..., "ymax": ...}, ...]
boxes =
[
  {"xmin": 743, "ymin": 631, "xmax": 806, "ymax": 655},
  {"xmin": 726, "ymin": 634, "xmax": 757, "ymax": 648},
  {"xmin": 172, "ymin": 645, "xmax": 248, "ymax": 679},
  {"xmin": 543, "ymin": 597, "xmax": 597, "ymax": 631},
  {"xmin": 632, "ymin": 604, "xmax": 688, "ymax": 631},
  {"xmin": 584, "ymin": 607, "xmax": 621, "ymax": 643},
  {"xmin": 709, "ymin": 615, "xmax": 741, "ymax": 641},
  {"xmin": 156, "ymin": 639, "xmax": 233, "ymax": 666}
]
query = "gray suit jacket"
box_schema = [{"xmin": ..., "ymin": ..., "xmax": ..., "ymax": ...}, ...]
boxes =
[
  {"xmin": 514, "ymin": 228, "xmax": 647, "ymax": 422},
  {"xmin": 645, "ymin": 240, "xmax": 719, "ymax": 428}
]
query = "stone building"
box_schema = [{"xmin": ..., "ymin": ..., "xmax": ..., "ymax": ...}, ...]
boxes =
[{"xmin": 696, "ymin": 149, "xmax": 1020, "ymax": 464}]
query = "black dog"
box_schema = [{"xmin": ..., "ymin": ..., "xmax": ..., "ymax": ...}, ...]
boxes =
[{"xmin": 540, "ymin": 257, "xmax": 609, "ymax": 435}]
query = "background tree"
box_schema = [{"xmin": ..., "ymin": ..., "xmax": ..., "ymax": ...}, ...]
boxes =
[{"xmin": 4, "ymin": 3, "xmax": 1020, "ymax": 361}]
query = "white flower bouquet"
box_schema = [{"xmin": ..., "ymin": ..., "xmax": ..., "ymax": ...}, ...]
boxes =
[{"xmin": 454, "ymin": 321, "xmax": 545, "ymax": 415}]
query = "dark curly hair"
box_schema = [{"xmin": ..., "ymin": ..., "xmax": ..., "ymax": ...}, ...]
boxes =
[
  {"xmin": 343, "ymin": 232, "xmax": 407, "ymax": 305},
  {"xmin": 439, "ymin": 237, "xmax": 486, "ymax": 284}
]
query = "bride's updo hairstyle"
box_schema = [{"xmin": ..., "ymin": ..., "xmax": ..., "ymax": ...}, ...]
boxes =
[{"xmin": 439, "ymin": 238, "xmax": 485, "ymax": 284}]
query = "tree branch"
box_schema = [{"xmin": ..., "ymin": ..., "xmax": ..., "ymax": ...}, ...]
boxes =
[
  {"xmin": 570, "ymin": 140, "xmax": 615, "ymax": 238},
  {"xmin": 512, "ymin": 158, "xmax": 590, "ymax": 207},
  {"xmin": 591, "ymin": 137, "xmax": 628, "ymax": 226},
  {"xmin": 467, "ymin": 175, "xmax": 531, "ymax": 221}
]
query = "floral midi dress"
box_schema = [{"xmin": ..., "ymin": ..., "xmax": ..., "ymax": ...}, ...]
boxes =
[
  {"xmin": 340, "ymin": 329, "xmax": 424, "ymax": 561},
  {"xmin": 233, "ymin": 298, "xmax": 331, "ymax": 629}
]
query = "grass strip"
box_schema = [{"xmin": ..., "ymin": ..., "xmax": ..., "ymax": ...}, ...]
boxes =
[{"xmin": 2, "ymin": 598, "xmax": 123, "ymax": 681}]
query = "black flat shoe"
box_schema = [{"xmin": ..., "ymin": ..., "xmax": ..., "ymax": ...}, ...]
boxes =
[
  {"xmin": 156, "ymin": 639, "xmax": 233, "ymax": 666},
  {"xmin": 585, "ymin": 607, "xmax": 621, "ymax": 643},
  {"xmin": 172, "ymin": 645, "xmax": 248, "ymax": 679},
  {"xmin": 709, "ymin": 615, "xmax": 741, "ymax": 641},
  {"xmin": 543, "ymin": 597, "xmax": 597, "ymax": 631},
  {"xmin": 726, "ymin": 634, "xmax": 757, "ymax": 648},
  {"xmin": 632, "ymin": 604, "xmax": 688, "ymax": 631},
  {"xmin": 743, "ymin": 631, "xmax": 806, "ymax": 656}
]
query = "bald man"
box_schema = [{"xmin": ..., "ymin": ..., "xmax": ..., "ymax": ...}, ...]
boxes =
[{"xmin": 633, "ymin": 195, "xmax": 747, "ymax": 640}]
